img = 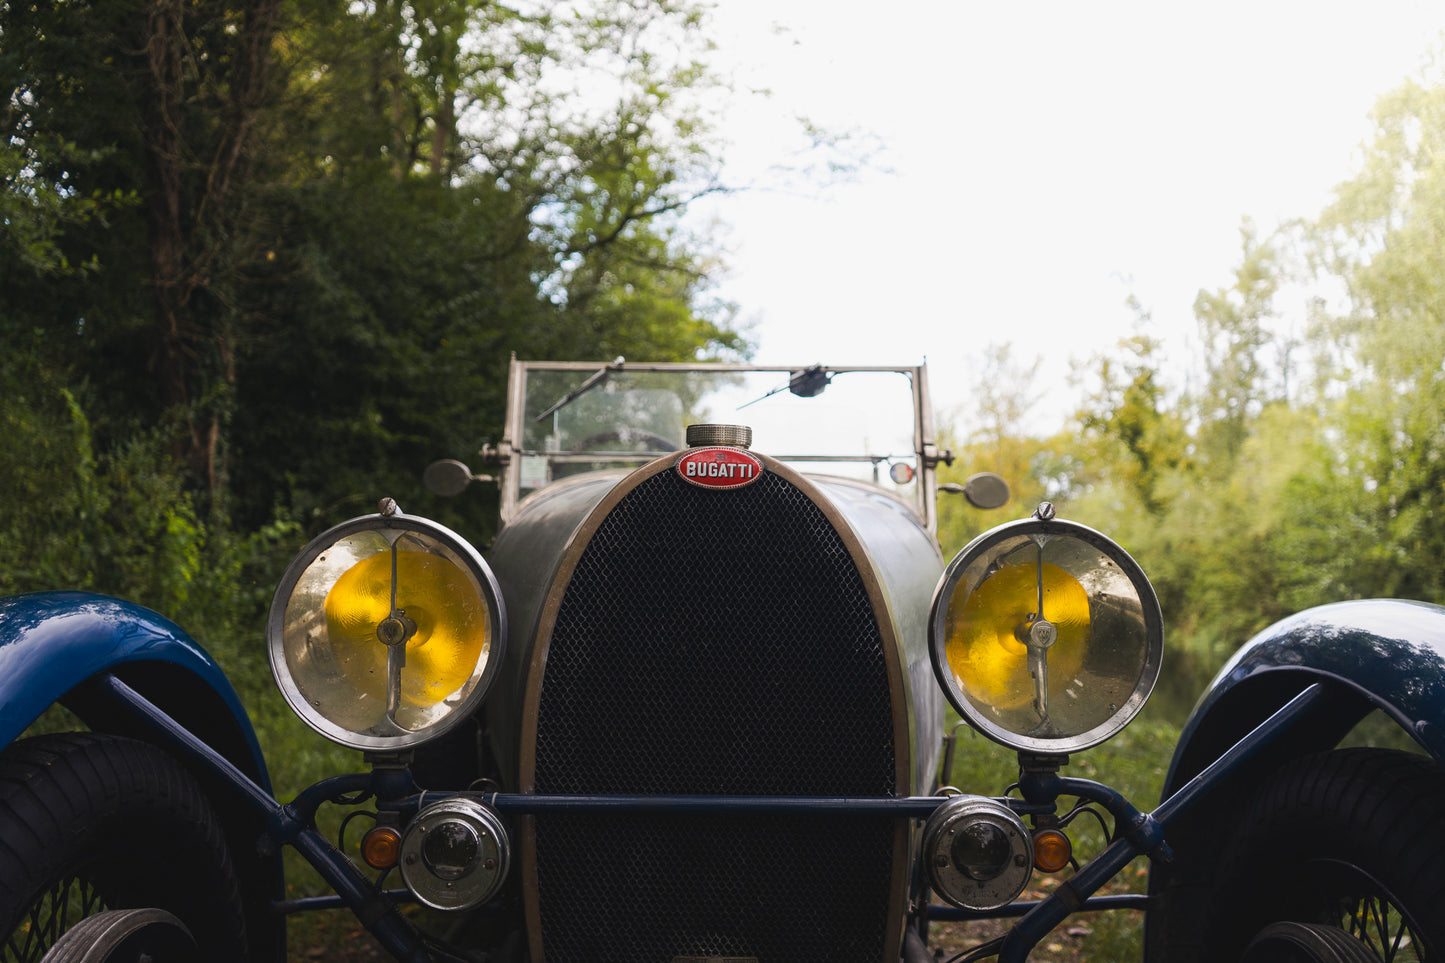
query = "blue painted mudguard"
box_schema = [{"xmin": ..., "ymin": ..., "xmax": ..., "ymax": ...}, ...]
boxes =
[
  {"xmin": 1, "ymin": 591, "xmax": 286, "ymax": 959},
  {"xmin": 0, "ymin": 590, "xmax": 270, "ymax": 790},
  {"xmin": 1165, "ymin": 598, "xmax": 1445, "ymax": 793},
  {"xmin": 1144, "ymin": 599, "xmax": 1445, "ymax": 961}
]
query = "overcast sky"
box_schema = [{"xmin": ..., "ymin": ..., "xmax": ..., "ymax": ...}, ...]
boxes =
[{"xmin": 691, "ymin": 2, "xmax": 1445, "ymax": 434}]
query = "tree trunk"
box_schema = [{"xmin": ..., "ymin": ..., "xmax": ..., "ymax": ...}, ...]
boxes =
[
  {"xmin": 139, "ymin": 0, "xmax": 279, "ymax": 496},
  {"xmin": 430, "ymin": 83, "xmax": 456, "ymax": 178}
]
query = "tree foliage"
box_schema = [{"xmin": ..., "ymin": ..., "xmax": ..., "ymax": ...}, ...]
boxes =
[
  {"xmin": 2, "ymin": 0, "xmax": 747, "ymax": 563},
  {"xmin": 940, "ymin": 62, "xmax": 1445, "ymax": 677}
]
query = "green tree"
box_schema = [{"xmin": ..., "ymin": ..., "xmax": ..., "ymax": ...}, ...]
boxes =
[
  {"xmin": 1299, "ymin": 70, "xmax": 1445, "ymax": 604},
  {"xmin": 1077, "ymin": 314, "xmax": 1191, "ymax": 519},
  {"xmin": 4, "ymin": 0, "xmax": 748, "ymax": 546},
  {"xmin": 1, "ymin": 0, "xmax": 283, "ymax": 496},
  {"xmin": 1069, "ymin": 64, "xmax": 1445, "ymax": 666},
  {"xmin": 1192, "ymin": 221, "xmax": 1284, "ymax": 471},
  {"xmin": 217, "ymin": 0, "xmax": 746, "ymax": 538},
  {"xmin": 937, "ymin": 344, "xmax": 1048, "ymax": 554},
  {"xmin": 931, "ymin": 62, "xmax": 1445, "ymax": 687}
]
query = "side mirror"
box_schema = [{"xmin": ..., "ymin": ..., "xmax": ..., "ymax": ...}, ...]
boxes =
[
  {"xmin": 424, "ymin": 459, "xmax": 477, "ymax": 497},
  {"xmin": 941, "ymin": 472, "xmax": 1011, "ymax": 510}
]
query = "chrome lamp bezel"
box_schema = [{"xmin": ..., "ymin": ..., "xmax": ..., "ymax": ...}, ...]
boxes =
[
  {"xmin": 928, "ymin": 514, "xmax": 1164, "ymax": 754},
  {"xmin": 266, "ymin": 509, "xmax": 507, "ymax": 752}
]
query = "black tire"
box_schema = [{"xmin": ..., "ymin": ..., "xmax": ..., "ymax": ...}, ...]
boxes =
[
  {"xmin": 1201, "ymin": 748, "xmax": 1445, "ymax": 962},
  {"xmin": 0, "ymin": 733, "xmax": 247, "ymax": 963}
]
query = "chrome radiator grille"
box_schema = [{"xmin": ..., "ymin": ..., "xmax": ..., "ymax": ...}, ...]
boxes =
[{"xmin": 527, "ymin": 468, "xmax": 900, "ymax": 961}]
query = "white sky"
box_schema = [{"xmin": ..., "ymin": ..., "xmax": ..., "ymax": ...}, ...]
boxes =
[{"xmin": 692, "ymin": 1, "xmax": 1445, "ymax": 436}]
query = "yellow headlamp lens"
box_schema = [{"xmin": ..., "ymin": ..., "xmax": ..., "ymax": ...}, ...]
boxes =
[
  {"xmin": 325, "ymin": 549, "xmax": 488, "ymax": 710},
  {"xmin": 946, "ymin": 561, "xmax": 1089, "ymax": 711}
]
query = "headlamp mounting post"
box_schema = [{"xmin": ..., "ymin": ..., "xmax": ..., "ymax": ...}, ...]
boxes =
[
  {"xmin": 364, "ymin": 750, "xmax": 417, "ymax": 800},
  {"xmin": 1016, "ymin": 752, "xmax": 1072, "ymax": 855},
  {"xmin": 1016, "ymin": 752, "xmax": 1068, "ymax": 808},
  {"xmin": 1015, "ymin": 750, "xmax": 1171, "ymax": 861}
]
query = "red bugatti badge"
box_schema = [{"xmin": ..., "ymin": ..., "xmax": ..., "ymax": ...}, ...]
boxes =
[{"xmin": 676, "ymin": 447, "xmax": 764, "ymax": 490}]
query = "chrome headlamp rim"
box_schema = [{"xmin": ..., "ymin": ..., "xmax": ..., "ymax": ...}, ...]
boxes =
[
  {"xmin": 928, "ymin": 515, "xmax": 1164, "ymax": 754},
  {"xmin": 266, "ymin": 509, "xmax": 507, "ymax": 751}
]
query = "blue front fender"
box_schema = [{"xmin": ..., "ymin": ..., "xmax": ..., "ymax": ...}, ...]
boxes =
[
  {"xmin": 1145, "ymin": 599, "xmax": 1445, "ymax": 962},
  {"xmin": 1164, "ymin": 598, "xmax": 1445, "ymax": 795},
  {"xmin": 0, "ymin": 591, "xmax": 270, "ymax": 791}
]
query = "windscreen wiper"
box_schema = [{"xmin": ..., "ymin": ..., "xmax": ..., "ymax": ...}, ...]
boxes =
[
  {"xmin": 534, "ymin": 356, "xmax": 625, "ymax": 421},
  {"xmin": 738, "ymin": 364, "xmax": 833, "ymax": 410}
]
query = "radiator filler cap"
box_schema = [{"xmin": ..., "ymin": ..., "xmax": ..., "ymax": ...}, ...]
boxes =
[{"xmin": 686, "ymin": 424, "xmax": 752, "ymax": 449}]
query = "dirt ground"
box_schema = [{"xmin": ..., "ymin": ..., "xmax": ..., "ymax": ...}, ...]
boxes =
[
  {"xmin": 301, "ymin": 925, "xmax": 1107, "ymax": 963},
  {"xmin": 928, "ymin": 914, "xmax": 1105, "ymax": 962},
  {"xmin": 297, "ymin": 882, "xmax": 1128, "ymax": 963},
  {"xmin": 298, "ymin": 928, "xmax": 1100, "ymax": 963}
]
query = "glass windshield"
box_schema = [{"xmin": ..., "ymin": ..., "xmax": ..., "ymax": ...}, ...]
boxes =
[{"xmin": 511, "ymin": 363, "xmax": 924, "ymax": 508}]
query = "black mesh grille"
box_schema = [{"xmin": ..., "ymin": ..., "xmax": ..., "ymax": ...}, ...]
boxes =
[{"xmin": 531, "ymin": 469, "xmax": 898, "ymax": 962}]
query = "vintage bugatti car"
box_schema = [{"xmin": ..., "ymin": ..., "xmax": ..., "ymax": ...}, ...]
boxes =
[{"xmin": 3, "ymin": 358, "xmax": 1445, "ymax": 963}]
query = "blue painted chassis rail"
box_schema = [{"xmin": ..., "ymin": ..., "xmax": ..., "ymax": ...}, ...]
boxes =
[{"xmin": 88, "ymin": 671, "xmax": 1331, "ymax": 963}]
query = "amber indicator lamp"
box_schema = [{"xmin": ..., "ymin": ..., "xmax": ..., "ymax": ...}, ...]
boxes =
[
  {"xmin": 1032, "ymin": 828, "xmax": 1072, "ymax": 874},
  {"xmin": 362, "ymin": 826, "xmax": 403, "ymax": 870}
]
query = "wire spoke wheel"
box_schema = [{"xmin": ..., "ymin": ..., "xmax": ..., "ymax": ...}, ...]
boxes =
[
  {"xmin": 1301, "ymin": 860, "xmax": 1422, "ymax": 962},
  {"xmin": 35, "ymin": 908, "xmax": 198, "ymax": 963},
  {"xmin": 0, "ymin": 734, "xmax": 247, "ymax": 963},
  {"xmin": 5, "ymin": 874, "xmax": 110, "ymax": 963},
  {"xmin": 1199, "ymin": 749, "xmax": 1445, "ymax": 963},
  {"xmin": 10, "ymin": 881, "xmax": 98, "ymax": 963}
]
